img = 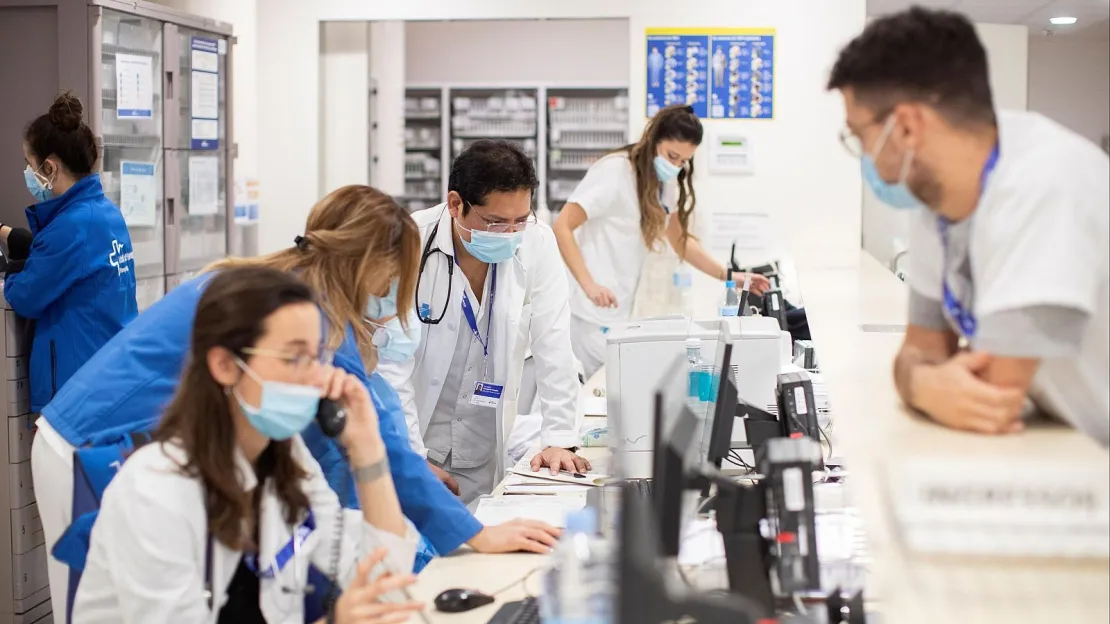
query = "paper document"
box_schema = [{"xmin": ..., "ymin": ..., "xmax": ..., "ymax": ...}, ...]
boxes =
[
  {"xmin": 474, "ymin": 496, "xmax": 586, "ymax": 529},
  {"xmin": 188, "ymin": 156, "xmax": 220, "ymax": 216},
  {"xmin": 119, "ymin": 161, "xmax": 157, "ymax": 227},
  {"xmin": 191, "ymin": 70, "xmax": 219, "ymax": 120},
  {"xmin": 115, "ymin": 53, "xmax": 154, "ymax": 119},
  {"xmin": 509, "ymin": 468, "xmax": 609, "ymax": 487}
]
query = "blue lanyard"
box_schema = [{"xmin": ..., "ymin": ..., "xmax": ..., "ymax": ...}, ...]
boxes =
[
  {"xmin": 460, "ymin": 264, "xmax": 496, "ymax": 360},
  {"xmin": 243, "ymin": 510, "xmax": 316, "ymax": 579},
  {"xmin": 937, "ymin": 142, "xmax": 1000, "ymax": 339}
]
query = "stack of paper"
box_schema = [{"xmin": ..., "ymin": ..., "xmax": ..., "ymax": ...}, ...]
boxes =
[{"xmin": 474, "ymin": 496, "xmax": 587, "ymax": 528}]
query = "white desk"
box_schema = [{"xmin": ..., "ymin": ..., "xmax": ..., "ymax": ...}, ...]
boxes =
[{"xmin": 410, "ymin": 251, "xmax": 1110, "ymax": 624}]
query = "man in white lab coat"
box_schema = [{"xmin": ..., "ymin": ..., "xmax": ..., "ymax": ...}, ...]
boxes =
[{"xmin": 378, "ymin": 140, "xmax": 588, "ymax": 503}]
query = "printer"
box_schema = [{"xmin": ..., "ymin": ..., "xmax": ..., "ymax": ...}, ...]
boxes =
[{"xmin": 605, "ymin": 315, "xmax": 785, "ymax": 477}]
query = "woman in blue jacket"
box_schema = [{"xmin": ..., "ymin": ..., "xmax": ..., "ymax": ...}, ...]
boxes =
[
  {"xmin": 34, "ymin": 185, "xmax": 559, "ymax": 619},
  {"xmin": 2, "ymin": 93, "xmax": 137, "ymax": 412}
]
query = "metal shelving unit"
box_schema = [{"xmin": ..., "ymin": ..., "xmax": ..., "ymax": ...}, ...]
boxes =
[
  {"xmin": 546, "ymin": 88, "xmax": 629, "ymax": 214},
  {"xmin": 402, "ymin": 88, "xmax": 445, "ymax": 213},
  {"xmin": 393, "ymin": 85, "xmax": 628, "ymax": 215}
]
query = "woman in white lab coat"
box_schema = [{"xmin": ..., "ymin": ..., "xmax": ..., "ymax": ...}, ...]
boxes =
[
  {"xmin": 72, "ymin": 267, "xmax": 422, "ymax": 624},
  {"xmin": 553, "ymin": 104, "xmax": 770, "ymax": 378}
]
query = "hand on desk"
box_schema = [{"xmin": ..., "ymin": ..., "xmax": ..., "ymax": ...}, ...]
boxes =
[
  {"xmin": 468, "ymin": 519, "xmax": 562, "ymax": 554},
  {"xmin": 331, "ymin": 548, "xmax": 423, "ymax": 624},
  {"xmin": 427, "ymin": 461, "xmax": 461, "ymax": 496},
  {"xmin": 530, "ymin": 447, "xmax": 592, "ymax": 475},
  {"xmin": 912, "ymin": 352, "xmax": 1026, "ymax": 435}
]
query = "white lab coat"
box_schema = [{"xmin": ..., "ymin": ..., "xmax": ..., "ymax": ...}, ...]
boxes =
[
  {"xmin": 378, "ymin": 204, "xmax": 580, "ymax": 486},
  {"xmin": 72, "ymin": 438, "xmax": 418, "ymax": 624}
]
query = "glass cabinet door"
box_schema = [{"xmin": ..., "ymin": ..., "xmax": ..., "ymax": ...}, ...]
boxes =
[
  {"xmin": 98, "ymin": 9, "xmax": 165, "ymax": 289},
  {"xmin": 175, "ymin": 150, "xmax": 227, "ymax": 273},
  {"xmin": 170, "ymin": 27, "xmax": 228, "ymax": 151}
]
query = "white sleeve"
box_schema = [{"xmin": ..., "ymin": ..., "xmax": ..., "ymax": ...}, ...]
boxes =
[
  {"xmin": 296, "ymin": 439, "xmax": 418, "ymax": 595},
  {"xmin": 376, "ymin": 350, "xmax": 428, "ymax": 458},
  {"xmin": 906, "ymin": 207, "xmax": 948, "ymax": 329},
  {"xmin": 527, "ymin": 227, "xmax": 581, "ymax": 449},
  {"xmin": 94, "ymin": 459, "xmax": 210, "ymax": 623},
  {"xmin": 976, "ymin": 181, "xmax": 1105, "ymax": 317},
  {"xmin": 567, "ymin": 156, "xmax": 625, "ymax": 219}
]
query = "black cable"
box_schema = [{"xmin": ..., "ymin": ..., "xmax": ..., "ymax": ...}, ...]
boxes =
[
  {"xmin": 323, "ymin": 450, "xmax": 350, "ymax": 616},
  {"xmin": 726, "ymin": 450, "xmax": 753, "ymax": 471}
]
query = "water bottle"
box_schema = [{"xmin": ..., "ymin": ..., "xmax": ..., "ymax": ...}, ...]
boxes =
[
  {"xmin": 719, "ymin": 279, "xmax": 740, "ymax": 316},
  {"xmin": 673, "ymin": 262, "xmax": 694, "ymax": 315},
  {"xmin": 540, "ymin": 508, "xmax": 613, "ymax": 624}
]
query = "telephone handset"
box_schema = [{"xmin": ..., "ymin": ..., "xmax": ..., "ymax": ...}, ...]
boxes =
[{"xmin": 316, "ymin": 398, "xmax": 347, "ymax": 438}]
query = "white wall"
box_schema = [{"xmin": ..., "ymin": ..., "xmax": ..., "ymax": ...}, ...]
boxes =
[
  {"xmin": 370, "ymin": 21, "xmax": 407, "ymax": 196},
  {"xmin": 1029, "ymin": 36, "xmax": 1110, "ymax": 145},
  {"xmin": 319, "ymin": 22, "xmax": 370, "ymax": 194},
  {"xmin": 861, "ymin": 23, "xmax": 1029, "ymax": 270},
  {"xmin": 405, "ymin": 19, "xmax": 629, "ymax": 85}
]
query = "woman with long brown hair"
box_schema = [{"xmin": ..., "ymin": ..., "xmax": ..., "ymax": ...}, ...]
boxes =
[
  {"xmin": 39, "ymin": 186, "xmax": 553, "ymax": 620},
  {"xmin": 552, "ymin": 104, "xmax": 770, "ymax": 377},
  {"xmin": 73, "ymin": 266, "xmax": 422, "ymax": 623}
]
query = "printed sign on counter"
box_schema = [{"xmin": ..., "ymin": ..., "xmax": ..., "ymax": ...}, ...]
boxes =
[
  {"xmin": 119, "ymin": 161, "xmax": 157, "ymax": 227},
  {"xmin": 645, "ymin": 28, "xmax": 776, "ymax": 120},
  {"xmin": 190, "ymin": 37, "xmax": 220, "ymax": 149},
  {"xmin": 115, "ymin": 53, "xmax": 154, "ymax": 119}
]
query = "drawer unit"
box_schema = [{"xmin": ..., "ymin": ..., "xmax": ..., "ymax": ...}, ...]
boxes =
[
  {"xmin": 5, "ymin": 356, "xmax": 27, "ymax": 382},
  {"xmin": 12, "ymin": 544, "xmax": 48, "ymax": 602},
  {"xmin": 3, "ymin": 312, "xmax": 30, "ymax": 358},
  {"xmin": 8, "ymin": 461, "xmax": 35, "ymax": 511},
  {"xmin": 10, "ymin": 505, "xmax": 43, "ymax": 557},
  {"xmin": 8, "ymin": 414, "xmax": 35, "ymax": 465}
]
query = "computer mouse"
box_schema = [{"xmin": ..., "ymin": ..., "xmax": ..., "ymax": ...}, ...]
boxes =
[{"xmin": 434, "ymin": 588, "xmax": 496, "ymax": 613}]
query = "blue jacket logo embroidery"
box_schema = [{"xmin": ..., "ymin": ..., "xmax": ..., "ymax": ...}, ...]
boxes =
[{"xmin": 108, "ymin": 239, "xmax": 134, "ymax": 276}]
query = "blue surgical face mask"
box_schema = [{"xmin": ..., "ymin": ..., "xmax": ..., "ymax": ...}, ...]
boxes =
[
  {"xmin": 861, "ymin": 117, "xmax": 923, "ymax": 210},
  {"xmin": 366, "ymin": 278, "xmax": 400, "ymax": 320},
  {"xmin": 455, "ymin": 220, "xmax": 523, "ymax": 264},
  {"xmin": 367, "ymin": 307, "xmax": 422, "ymax": 363},
  {"xmin": 24, "ymin": 165, "xmax": 53, "ymax": 203},
  {"xmin": 653, "ymin": 155, "xmax": 682, "ymax": 183},
  {"xmin": 232, "ymin": 359, "xmax": 321, "ymax": 441}
]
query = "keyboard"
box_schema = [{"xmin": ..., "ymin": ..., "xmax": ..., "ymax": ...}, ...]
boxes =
[
  {"xmin": 626, "ymin": 478, "xmax": 653, "ymax": 500},
  {"xmin": 486, "ymin": 597, "xmax": 539, "ymax": 624}
]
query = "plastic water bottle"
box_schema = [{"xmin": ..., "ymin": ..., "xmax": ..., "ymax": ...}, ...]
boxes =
[
  {"xmin": 673, "ymin": 262, "xmax": 694, "ymax": 315},
  {"xmin": 719, "ymin": 279, "xmax": 740, "ymax": 316},
  {"xmin": 540, "ymin": 508, "xmax": 613, "ymax": 624},
  {"xmin": 686, "ymin": 339, "xmax": 712, "ymax": 403}
]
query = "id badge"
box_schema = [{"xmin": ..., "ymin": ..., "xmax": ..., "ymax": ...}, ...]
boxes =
[{"xmin": 470, "ymin": 381, "xmax": 504, "ymax": 408}]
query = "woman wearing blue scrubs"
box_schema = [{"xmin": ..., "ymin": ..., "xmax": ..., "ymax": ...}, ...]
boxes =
[
  {"xmin": 2, "ymin": 93, "xmax": 137, "ymax": 412},
  {"xmin": 33, "ymin": 185, "xmax": 560, "ymax": 619}
]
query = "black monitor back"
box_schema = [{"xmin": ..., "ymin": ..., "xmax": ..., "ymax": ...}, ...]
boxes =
[{"xmin": 654, "ymin": 392, "xmax": 698, "ymax": 558}]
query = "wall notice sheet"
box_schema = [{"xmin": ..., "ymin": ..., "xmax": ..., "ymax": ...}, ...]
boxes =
[
  {"xmin": 115, "ymin": 53, "xmax": 154, "ymax": 119},
  {"xmin": 645, "ymin": 28, "xmax": 776, "ymax": 120},
  {"xmin": 190, "ymin": 37, "xmax": 220, "ymax": 149},
  {"xmin": 119, "ymin": 161, "xmax": 157, "ymax": 227},
  {"xmin": 188, "ymin": 155, "xmax": 220, "ymax": 216}
]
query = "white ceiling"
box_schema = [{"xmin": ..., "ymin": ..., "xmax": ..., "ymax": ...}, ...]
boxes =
[{"xmin": 868, "ymin": 0, "xmax": 1110, "ymax": 39}]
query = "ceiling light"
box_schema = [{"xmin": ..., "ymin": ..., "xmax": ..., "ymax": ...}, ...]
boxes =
[{"xmin": 1050, "ymin": 16, "xmax": 1078, "ymax": 25}]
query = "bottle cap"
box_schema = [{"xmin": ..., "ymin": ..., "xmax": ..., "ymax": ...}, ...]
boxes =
[
  {"xmin": 565, "ymin": 507, "xmax": 598, "ymax": 535},
  {"xmin": 685, "ymin": 338, "xmax": 701, "ymax": 350},
  {"xmin": 725, "ymin": 280, "xmax": 736, "ymax": 288}
]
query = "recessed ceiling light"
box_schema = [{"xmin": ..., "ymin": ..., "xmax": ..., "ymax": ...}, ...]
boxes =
[{"xmin": 1050, "ymin": 16, "xmax": 1078, "ymax": 25}]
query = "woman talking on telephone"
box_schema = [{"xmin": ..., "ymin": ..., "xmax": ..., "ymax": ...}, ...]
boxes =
[{"xmin": 73, "ymin": 267, "xmax": 422, "ymax": 622}]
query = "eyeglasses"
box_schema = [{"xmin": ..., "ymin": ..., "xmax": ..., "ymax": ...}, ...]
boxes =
[
  {"xmin": 240, "ymin": 347, "xmax": 334, "ymax": 371},
  {"xmin": 838, "ymin": 110, "xmax": 894, "ymax": 159},
  {"xmin": 464, "ymin": 201, "xmax": 538, "ymax": 234}
]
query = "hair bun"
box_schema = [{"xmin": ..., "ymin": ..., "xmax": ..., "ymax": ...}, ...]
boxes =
[{"xmin": 49, "ymin": 92, "xmax": 84, "ymax": 132}]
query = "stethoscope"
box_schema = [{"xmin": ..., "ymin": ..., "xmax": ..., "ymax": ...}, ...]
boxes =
[{"xmin": 416, "ymin": 220, "xmax": 453, "ymax": 325}]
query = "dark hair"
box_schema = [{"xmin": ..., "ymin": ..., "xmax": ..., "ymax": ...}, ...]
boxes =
[
  {"xmin": 448, "ymin": 139, "xmax": 539, "ymax": 214},
  {"xmin": 624, "ymin": 104, "xmax": 703, "ymax": 249},
  {"xmin": 827, "ymin": 7, "xmax": 996, "ymax": 126},
  {"xmin": 24, "ymin": 92, "xmax": 98, "ymax": 175},
  {"xmin": 154, "ymin": 266, "xmax": 317, "ymax": 550}
]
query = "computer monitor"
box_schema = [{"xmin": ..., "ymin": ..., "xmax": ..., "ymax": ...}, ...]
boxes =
[
  {"xmin": 652, "ymin": 390, "xmax": 698, "ymax": 558},
  {"xmin": 703, "ymin": 323, "xmax": 737, "ymax": 470},
  {"xmin": 616, "ymin": 483, "xmax": 772, "ymax": 624},
  {"xmin": 737, "ymin": 277, "xmax": 753, "ymax": 317}
]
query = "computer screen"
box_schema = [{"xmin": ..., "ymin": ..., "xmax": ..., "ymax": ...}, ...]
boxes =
[
  {"xmin": 700, "ymin": 321, "xmax": 735, "ymax": 465},
  {"xmin": 652, "ymin": 390, "xmax": 698, "ymax": 558}
]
